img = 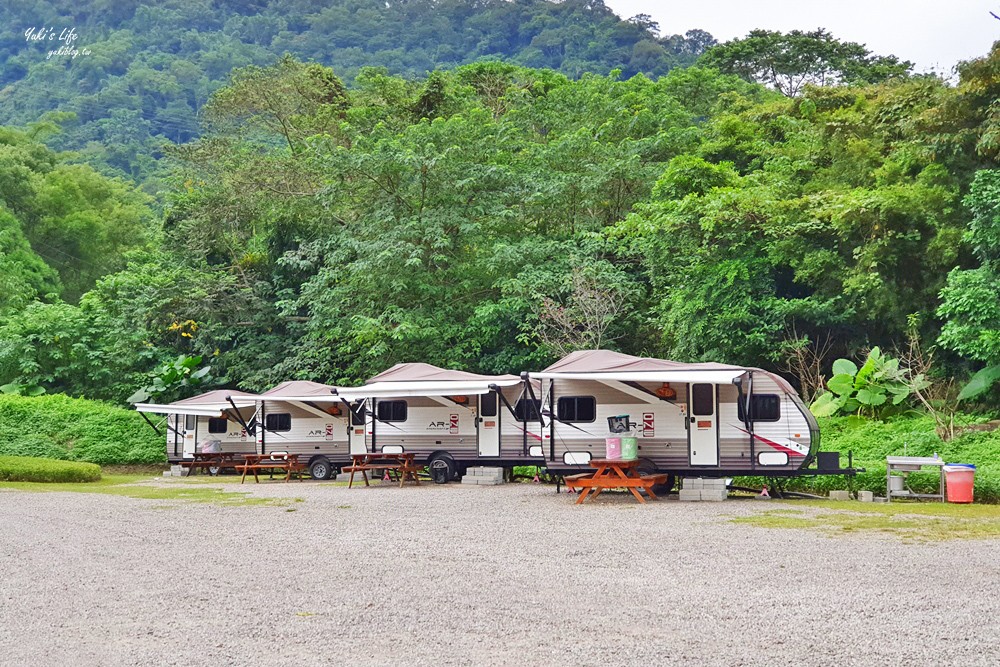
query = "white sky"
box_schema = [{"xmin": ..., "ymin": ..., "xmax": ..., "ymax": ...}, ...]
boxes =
[{"xmin": 603, "ymin": 0, "xmax": 1000, "ymax": 74}]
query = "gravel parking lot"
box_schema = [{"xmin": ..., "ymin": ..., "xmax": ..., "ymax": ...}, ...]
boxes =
[{"xmin": 2, "ymin": 479, "xmax": 999, "ymax": 666}]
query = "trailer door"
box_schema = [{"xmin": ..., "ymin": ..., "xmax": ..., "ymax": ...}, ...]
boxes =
[
  {"xmin": 182, "ymin": 414, "xmax": 197, "ymax": 458},
  {"xmin": 349, "ymin": 402, "xmax": 368, "ymax": 455},
  {"xmin": 688, "ymin": 384, "xmax": 719, "ymax": 466},
  {"xmin": 478, "ymin": 392, "xmax": 500, "ymax": 457}
]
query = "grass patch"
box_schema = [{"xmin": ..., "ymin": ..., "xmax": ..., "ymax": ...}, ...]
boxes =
[
  {"xmin": 0, "ymin": 455, "xmax": 101, "ymax": 482},
  {"xmin": 733, "ymin": 500, "xmax": 1000, "ymax": 541},
  {"xmin": 0, "ymin": 474, "xmax": 297, "ymax": 506}
]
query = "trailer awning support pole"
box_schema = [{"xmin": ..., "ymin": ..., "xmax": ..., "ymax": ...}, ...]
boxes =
[
  {"xmin": 747, "ymin": 372, "xmax": 755, "ymax": 472},
  {"xmin": 492, "ymin": 383, "xmax": 523, "ymax": 455},
  {"xmin": 226, "ymin": 397, "xmax": 254, "ymax": 435},
  {"xmin": 139, "ymin": 412, "xmax": 162, "ymax": 437}
]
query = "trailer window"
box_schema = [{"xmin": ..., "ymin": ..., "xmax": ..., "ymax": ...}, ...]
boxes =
[
  {"xmin": 265, "ymin": 413, "xmax": 291, "ymax": 432},
  {"xmin": 480, "ymin": 392, "xmax": 497, "ymax": 417},
  {"xmin": 208, "ymin": 417, "xmax": 228, "ymax": 433},
  {"xmin": 738, "ymin": 394, "xmax": 781, "ymax": 422},
  {"xmin": 350, "ymin": 403, "xmax": 367, "ymax": 426},
  {"xmin": 184, "ymin": 414, "xmax": 196, "ymax": 431},
  {"xmin": 377, "ymin": 400, "xmax": 407, "ymax": 422},
  {"xmin": 691, "ymin": 384, "xmax": 714, "ymax": 416},
  {"xmin": 557, "ymin": 396, "xmax": 596, "ymax": 423},
  {"xmin": 514, "ymin": 398, "xmax": 541, "ymax": 422}
]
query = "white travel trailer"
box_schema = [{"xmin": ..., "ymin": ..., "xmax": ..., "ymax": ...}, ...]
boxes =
[
  {"xmin": 525, "ymin": 350, "xmax": 837, "ymax": 484},
  {"xmin": 251, "ymin": 380, "xmax": 356, "ymax": 480},
  {"xmin": 135, "ymin": 390, "xmax": 259, "ymax": 461},
  {"xmin": 332, "ymin": 363, "xmax": 544, "ymax": 482}
]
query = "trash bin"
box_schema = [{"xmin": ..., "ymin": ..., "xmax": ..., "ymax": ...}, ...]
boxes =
[
  {"xmin": 605, "ymin": 437, "xmax": 621, "ymax": 459},
  {"xmin": 620, "ymin": 436, "xmax": 638, "ymax": 460},
  {"xmin": 943, "ymin": 464, "xmax": 976, "ymax": 503}
]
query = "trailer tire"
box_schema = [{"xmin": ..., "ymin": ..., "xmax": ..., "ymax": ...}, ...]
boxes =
[
  {"xmin": 428, "ymin": 453, "xmax": 456, "ymax": 484},
  {"xmin": 309, "ymin": 457, "xmax": 333, "ymax": 481},
  {"xmin": 652, "ymin": 475, "xmax": 676, "ymax": 497}
]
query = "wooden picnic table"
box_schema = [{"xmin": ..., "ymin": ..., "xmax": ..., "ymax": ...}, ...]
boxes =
[
  {"xmin": 237, "ymin": 453, "xmax": 306, "ymax": 484},
  {"xmin": 344, "ymin": 452, "xmax": 423, "ymax": 489},
  {"xmin": 563, "ymin": 458, "xmax": 668, "ymax": 505},
  {"xmin": 180, "ymin": 451, "xmax": 243, "ymax": 476}
]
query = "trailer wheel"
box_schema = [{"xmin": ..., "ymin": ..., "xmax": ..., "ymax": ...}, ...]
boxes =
[
  {"xmin": 428, "ymin": 453, "xmax": 456, "ymax": 484},
  {"xmin": 309, "ymin": 457, "xmax": 333, "ymax": 481},
  {"xmin": 652, "ymin": 475, "xmax": 676, "ymax": 496}
]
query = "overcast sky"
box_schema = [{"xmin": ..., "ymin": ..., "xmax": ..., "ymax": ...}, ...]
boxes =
[{"xmin": 603, "ymin": 0, "xmax": 1000, "ymax": 74}]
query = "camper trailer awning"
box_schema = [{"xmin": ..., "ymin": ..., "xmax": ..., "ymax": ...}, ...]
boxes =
[
  {"xmin": 334, "ymin": 378, "xmax": 523, "ymax": 400},
  {"xmin": 528, "ymin": 369, "xmax": 750, "ymax": 384},
  {"xmin": 134, "ymin": 401, "xmax": 255, "ymax": 416}
]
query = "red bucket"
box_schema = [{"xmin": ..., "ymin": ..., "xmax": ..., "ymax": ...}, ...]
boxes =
[{"xmin": 944, "ymin": 464, "xmax": 976, "ymax": 503}]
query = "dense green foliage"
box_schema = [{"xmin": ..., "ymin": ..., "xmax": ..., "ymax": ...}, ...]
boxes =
[
  {"xmin": 1, "ymin": 0, "xmax": 712, "ymax": 185},
  {"xmin": 0, "ymin": 455, "xmax": 102, "ymax": 483},
  {"xmin": 0, "ymin": 395, "xmax": 165, "ymax": 464}
]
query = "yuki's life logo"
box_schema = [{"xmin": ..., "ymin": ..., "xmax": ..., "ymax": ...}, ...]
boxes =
[{"xmin": 24, "ymin": 26, "xmax": 92, "ymax": 60}]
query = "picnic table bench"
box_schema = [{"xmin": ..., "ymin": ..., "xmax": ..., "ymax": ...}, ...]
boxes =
[
  {"xmin": 237, "ymin": 453, "xmax": 306, "ymax": 483},
  {"xmin": 346, "ymin": 452, "xmax": 423, "ymax": 488},
  {"xmin": 563, "ymin": 458, "xmax": 668, "ymax": 505}
]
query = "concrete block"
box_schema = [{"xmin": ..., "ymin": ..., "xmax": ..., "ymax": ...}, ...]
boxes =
[
  {"xmin": 829, "ymin": 490, "xmax": 851, "ymax": 501},
  {"xmin": 682, "ymin": 478, "xmax": 703, "ymax": 490},
  {"xmin": 678, "ymin": 489, "xmax": 702, "ymax": 502},
  {"xmin": 701, "ymin": 478, "xmax": 727, "ymax": 490},
  {"xmin": 858, "ymin": 490, "xmax": 874, "ymax": 502},
  {"xmin": 460, "ymin": 477, "xmax": 481, "ymax": 485},
  {"xmin": 162, "ymin": 471, "xmax": 172, "ymax": 477},
  {"xmin": 700, "ymin": 488, "xmax": 728, "ymax": 501}
]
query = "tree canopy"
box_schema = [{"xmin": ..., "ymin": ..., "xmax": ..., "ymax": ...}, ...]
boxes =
[{"xmin": 700, "ymin": 29, "xmax": 912, "ymax": 97}]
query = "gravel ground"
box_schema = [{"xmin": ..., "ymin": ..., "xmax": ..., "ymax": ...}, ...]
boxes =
[{"xmin": 1, "ymin": 479, "xmax": 999, "ymax": 667}]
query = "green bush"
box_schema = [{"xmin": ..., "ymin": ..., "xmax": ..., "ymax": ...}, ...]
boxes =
[
  {"xmin": 0, "ymin": 394, "xmax": 165, "ymax": 465},
  {"xmin": 0, "ymin": 455, "xmax": 102, "ymax": 483},
  {"xmin": 739, "ymin": 414, "xmax": 1000, "ymax": 503}
]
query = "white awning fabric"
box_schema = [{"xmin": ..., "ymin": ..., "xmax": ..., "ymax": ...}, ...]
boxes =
[
  {"xmin": 528, "ymin": 370, "xmax": 749, "ymax": 385},
  {"xmin": 334, "ymin": 378, "xmax": 523, "ymax": 400},
  {"xmin": 134, "ymin": 401, "xmax": 256, "ymax": 416}
]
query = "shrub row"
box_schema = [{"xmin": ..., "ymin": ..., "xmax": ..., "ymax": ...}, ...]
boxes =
[
  {"xmin": 0, "ymin": 394, "xmax": 165, "ymax": 465},
  {"xmin": 0, "ymin": 455, "xmax": 102, "ymax": 483}
]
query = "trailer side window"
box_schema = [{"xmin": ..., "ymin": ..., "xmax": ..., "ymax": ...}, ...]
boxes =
[
  {"xmin": 208, "ymin": 417, "xmax": 228, "ymax": 433},
  {"xmin": 514, "ymin": 398, "xmax": 541, "ymax": 422},
  {"xmin": 738, "ymin": 394, "xmax": 781, "ymax": 422},
  {"xmin": 377, "ymin": 400, "xmax": 407, "ymax": 422},
  {"xmin": 184, "ymin": 414, "xmax": 197, "ymax": 430},
  {"xmin": 558, "ymin": 396, "xmax": 596, "ymax": 423},
  {"xmin": 265, "ymin": 413, "xmax": 292, "ymax": 432},
  {"xmin": 351, "ymin": 403, "xmax": 367, "ymax": 426}
]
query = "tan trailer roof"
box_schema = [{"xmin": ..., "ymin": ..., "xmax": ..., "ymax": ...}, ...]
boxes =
[
  {"xmin": 532, "ymin": 350, "xmax": 795, "ymax": 392},
  {"xmin": 367, "ymin": 362, "xmax": 519, "ymax": 384}
]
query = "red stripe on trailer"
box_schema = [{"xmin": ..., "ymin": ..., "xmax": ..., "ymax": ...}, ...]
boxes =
[{"xmin": 734, "ymin": 426, "xmax": 806, "ymax": 457}]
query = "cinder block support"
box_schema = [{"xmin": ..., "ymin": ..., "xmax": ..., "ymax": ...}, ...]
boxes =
[
  {"xmin": 829, "ymin": 490, "xmax": 852, "ymax": 501},
  {"xmin": 678, "ymin": 489, "xmax": 702, "ymax": 502}
]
